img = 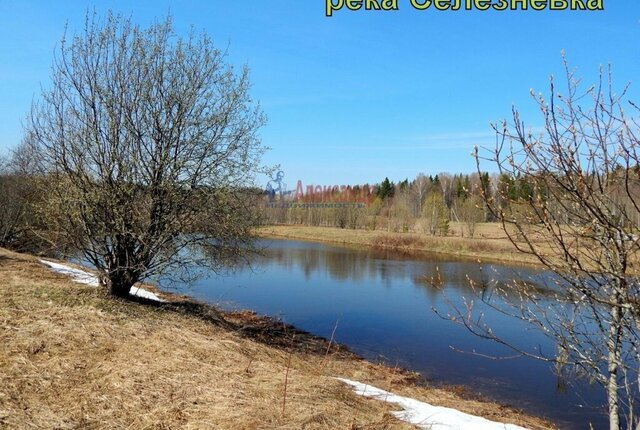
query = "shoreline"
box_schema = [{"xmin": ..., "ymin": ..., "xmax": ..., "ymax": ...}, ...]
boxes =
[
  {"xmin": 257, "ymin": 224, "xmax": 543, "ymax": 268},
  {"xmin": 0, "ymin": 247, "xmax": 555, "ymax": 429}
]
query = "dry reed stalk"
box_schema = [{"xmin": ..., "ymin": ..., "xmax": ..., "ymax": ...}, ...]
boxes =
[
  {"xmin": 282, "ymin": 333, "xmax": 296, "ymax": 417},
  {"xmin": 384, "ymin": 362, "xmax": 400, "ymax": 403},
  {"xmin": 318, "ymin": 318, "xmax": 340, "ymax": 374}
]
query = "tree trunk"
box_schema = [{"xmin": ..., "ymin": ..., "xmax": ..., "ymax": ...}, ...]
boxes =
[
  {"xmin": 109, "ymin": 280, "xmax": 132, "ymax": 298},
  {"xmin": 607, "ymin": 301, "xmax": 623, "ymax": 430},
  {"xmin": 100, "ymin": 269, "xmax": 137, "ymax": 298}
]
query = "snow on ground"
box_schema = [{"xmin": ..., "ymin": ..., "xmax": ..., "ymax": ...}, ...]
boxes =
[
  {"xmin": 128, "ymin": 285, "xmax": 165, "ymax": 302},
  {"xmin": 40, "ymin": 260, "xmax": 100, "ymax": 287},
  {"xmin": 336, "ymin": 378, "xmax": 529, "ymax": 430},
  {"xmin": 39, "ymin": 260, "xmax": 166, "ymax": 302}
]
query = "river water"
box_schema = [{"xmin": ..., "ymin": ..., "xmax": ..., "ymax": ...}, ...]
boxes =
[{"xmin": 175, "ymin": 238, "xmax": 607, "ymax": 429}]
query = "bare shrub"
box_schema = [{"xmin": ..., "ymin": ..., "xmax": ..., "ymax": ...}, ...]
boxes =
[{"xmin": 25, "ymin": 13, "xmax": 266, "ymax": 297}]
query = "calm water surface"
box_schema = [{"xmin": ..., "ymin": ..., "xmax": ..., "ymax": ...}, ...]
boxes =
[{"xmin": 175, "ymin": 238, "xmax": 606, "ymax": 429}]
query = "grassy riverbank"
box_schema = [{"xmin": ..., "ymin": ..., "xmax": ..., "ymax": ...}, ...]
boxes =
[
  {"xmin": 0, "ymin": 247, "xmax": 553, "ymax": 429},
  {"xmin": 258, "ymin": 224, "xmax": 541, "ymax": 267}
]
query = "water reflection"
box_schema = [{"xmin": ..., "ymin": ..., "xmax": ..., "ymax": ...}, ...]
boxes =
[
  {"xmin": 257, "ymin": 240, "xmax": 559, "ymax": 302},
  {"xmin": 179, "ymin": 238, "xmax": 606, "ymax": 429}
]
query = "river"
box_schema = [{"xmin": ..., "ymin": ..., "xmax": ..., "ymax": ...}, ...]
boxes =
[{"xmin": 174, "ymin": 238, "xmax": 606, "ymax": 429}]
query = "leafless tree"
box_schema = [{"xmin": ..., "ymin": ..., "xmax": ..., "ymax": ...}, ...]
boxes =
[
  {"xmin": 0, "ymin": 143, "xmax": 46, "ymax": 253},
  {"xmin": 470, "ymin": 58, "xmax": 640, "ymax": 430},
  {"xmin": 422, "ymin": 191, "xmax": 449, "ymax": 236},
  {"xmin": 25, "ymin": 13, "xmax": 266, "ymax": 297},
  {"xmin": 0, "ymin": 156, "xmax": 25, "ymax": 248},
  {"xmin": 389, "ymin": 190, "xmax": 411, "ymax": 233},
  {"xmin": 411, "ymin": 173, "xmax": 430, "ymax": 217},
  {"xmin": 458, "ymin": 195, "xmax": 484, "ymax": 238}
]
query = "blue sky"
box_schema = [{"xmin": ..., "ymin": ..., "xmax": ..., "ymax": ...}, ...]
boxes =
[{"xmin": 0, "ymin": 1, "xmax": 638, "ymax": 186}]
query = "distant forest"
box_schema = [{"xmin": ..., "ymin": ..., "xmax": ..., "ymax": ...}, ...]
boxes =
[{"xmin": 263, "ymin": 171, "xmax": 541, "ymax": 237}]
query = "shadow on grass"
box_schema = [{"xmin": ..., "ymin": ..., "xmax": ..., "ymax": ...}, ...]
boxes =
[{"xmin": 124, "ymin": 293, "xmax": 353, "ymax": 357}]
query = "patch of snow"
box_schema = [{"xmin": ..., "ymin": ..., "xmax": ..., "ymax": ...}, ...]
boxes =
[
  {"xmin": 129, "ymin": 285, "xmax": 166, "ymax": 302},
  {"xmin": 39, "ymin": 260, "xmax": 166, "ymax": 303},
  {"xmin": 39, "ymin": 260, "xmax": 99, "ymax": 286},
  {"xmin": 336, "ymin": 378, "xmax": 529, "ymax": 430}
]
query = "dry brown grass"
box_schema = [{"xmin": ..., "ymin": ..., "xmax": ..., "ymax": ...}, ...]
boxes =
[
  {"xmin": 0, "ymin": 247, "xmax": 553, "ymax": 429},
  {"xmin": 258, "ymin": 225, "xmax": 540, "ymax": 267}
]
